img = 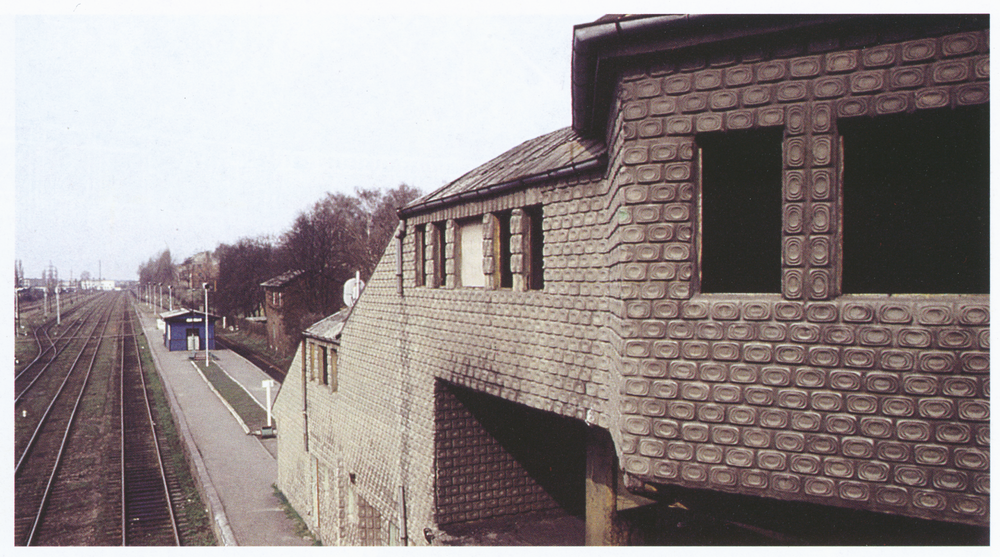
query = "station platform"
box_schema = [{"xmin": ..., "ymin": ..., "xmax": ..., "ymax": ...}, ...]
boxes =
[{"xmin": 134, "ymin": 302, "xmax": 312, "ymax": 546}]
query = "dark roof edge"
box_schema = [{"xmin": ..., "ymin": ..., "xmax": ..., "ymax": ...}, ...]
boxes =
[
  {"xmin": 571, "ymin": 14, "xmax": 872, "ymax": 137},
  {"xmin": 398, "ymin": 153, "xmax": 607, "ymax": 219}
]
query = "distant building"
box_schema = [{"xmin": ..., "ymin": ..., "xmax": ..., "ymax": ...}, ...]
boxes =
[
  {"xmin": 275, "ymin": 15, "xmax": 989, "ymax": 546},
  {"xmin": 261, "ymin": 269, "xmax": 307, "ymax": 356},
  {"xmin": 177, "ymin": 251, "xmax": 219, "ymax": 290},
  {"xmin": 80, "ymin": 279, "xmax": 116, "ymax": 291},
  {"xmin": 161, "ymin": 308, "xmax": 219, "ymax": 351}
]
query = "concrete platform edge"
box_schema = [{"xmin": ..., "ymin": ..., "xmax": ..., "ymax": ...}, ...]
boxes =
[{"xmin": 132, "ymin": 302, "xmax": 239, "ymax": 546}]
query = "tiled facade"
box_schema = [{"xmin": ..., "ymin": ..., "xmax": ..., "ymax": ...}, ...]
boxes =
[
  {"xmin": 434, "ymin": 382, "xmax": 585, "ymax": 525},
  {"xmin": 274, "ymin": 15, "xmax": 989, "ymax": 545},
  {"xmin": 601, "ymin": 23, "xmax": 988, "ymax": 526}
]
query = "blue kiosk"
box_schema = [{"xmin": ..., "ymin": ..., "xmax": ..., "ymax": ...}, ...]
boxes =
[{"xmin": 161, "ymin": 308, "xmax": 219, "ymax": 351}]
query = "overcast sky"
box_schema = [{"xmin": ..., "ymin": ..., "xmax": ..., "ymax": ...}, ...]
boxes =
[
  {"xmin": 7, "ymin": 2, "xmax": 992, "ymax": 284},
  {"xmin": 11, "ymin": 7, "xmax": 599, "ymax": 281}
]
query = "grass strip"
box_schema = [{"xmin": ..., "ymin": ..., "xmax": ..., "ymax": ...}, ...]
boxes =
[
  {"xmin": 195, "ymin": 361, "xmax": 268, "ymax": 431},
  {"xmin": 217, "ymin": 328, "xmax": 293, "ymax": 374}
]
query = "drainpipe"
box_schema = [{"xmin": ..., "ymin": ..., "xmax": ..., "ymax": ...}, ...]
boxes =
[
  {"xmin": 395, "ymin": 223, "xmax": 405, "ymax": 295},
  {"xmin": 302, "ymin": 338, "xmax": 309, "ymax": 452},
  {"xmin": 397, "ymin": 486, "xmax": 407, "ymax": 546}
]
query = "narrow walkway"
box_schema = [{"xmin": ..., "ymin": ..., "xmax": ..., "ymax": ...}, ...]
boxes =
[{"xmin": 135, "ymin": 302, "xmax": 309, "ymax": 546}]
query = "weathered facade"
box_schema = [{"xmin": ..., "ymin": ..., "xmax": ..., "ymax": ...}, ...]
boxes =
[
  {"xmin": 261, "ymin": 269, "xmax": 306, "ymax": 356},
  {"xmin": 274, "ymin": 15, "xmax": 989, "ymax": 545}
]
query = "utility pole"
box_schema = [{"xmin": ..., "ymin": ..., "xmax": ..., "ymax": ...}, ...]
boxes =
[
  {"xmin": 204, "ymin": 283, "xmax": 210, "ymax": 364},
  {"xmin": 56, "ymin": 287, "xmax": 61, "ymax": 325}
]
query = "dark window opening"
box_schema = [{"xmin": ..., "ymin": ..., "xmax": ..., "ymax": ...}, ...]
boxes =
[
  {"xmin": 526, "ymin": 205, "xmax": 545, "ymax": 290},
  {"xmin": 699, "ymin": 128, "xmax": 783, "ymax": 293},
  {"xmin": 432, "ymin": 222, "xmax": 446, "ymax": 288},
  {"xmin": 497, "ymin": 211, "xmax": 513, "ymax": 288},
  {"xmin": 320, "ymin": 345, "xmax": 329, "ymax": 385},
  {"xmin": 414, "ymin": 224, "xmax": 425, "ymax": 287},
  {"xmin": 840, "ymin": 104, "xmax": 989, "ymax": 294}
]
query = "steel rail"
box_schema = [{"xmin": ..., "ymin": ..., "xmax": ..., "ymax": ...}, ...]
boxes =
[
  {"xmin": 15, "ymin": 297, "xmax": 116, "ymax": 474},
  {"xmin": 23, "ymin": 294, "xmax": 118, "ymax": 546},
  {"xmin": 15, "ymin": 293, "xmax": 106, "ymax": 388},
  {"xmin": 15, "ymin": 305, "xmax": 90, "ymax": 382},
  {"xmin": 120, "ymin": 302, "xmax": 181, "ymax": 545},
  {"xmin": 14, "ymin": 313, "xmax": 95, "ymax": 403}
]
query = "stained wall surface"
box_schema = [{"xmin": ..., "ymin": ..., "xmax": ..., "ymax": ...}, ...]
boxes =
[
  {"xmin": 274, "ymin": 17, "xmax": 989, "ymax": 546},
  {"xmin": 600, "ymin": 24, "xmax": 989, "ymax": 526}
]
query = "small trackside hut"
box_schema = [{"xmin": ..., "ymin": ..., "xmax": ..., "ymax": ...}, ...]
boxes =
[{"xmin": 162, "ymin": 308, "xmax": 219, "ymax": 352}]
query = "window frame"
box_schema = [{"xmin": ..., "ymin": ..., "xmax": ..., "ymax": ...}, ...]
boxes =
[
  {"xmin": 456, "ymin": 217, "xmax": 486, "ymax": 288},
  {"xmin": 696, "ymin": 127, "xmax": 784, "ymax": 295}
]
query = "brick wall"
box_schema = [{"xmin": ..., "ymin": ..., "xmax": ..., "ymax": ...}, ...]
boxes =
[
  {"xmin": 404, "ymin": 177, "xmax": 615, "ymax": 426},
  {"xmin": 275, "ymin": 18, "xmax": 989, "ymax": 543},
  {"xmin": 434, "ymin": 381, "xmax": 586, "ymax": 525},
  {"xmin": 603, "ymin": 25, "xmax": 989, "ymax": 525}
]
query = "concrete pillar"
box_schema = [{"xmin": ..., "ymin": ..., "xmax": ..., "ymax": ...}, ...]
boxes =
[{"xmin": 585, "ymin": 426, "xmax": 624, "ymax": 545}]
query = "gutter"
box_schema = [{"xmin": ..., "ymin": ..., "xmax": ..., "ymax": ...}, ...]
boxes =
[
  {"xmin": 572, "ymin": 15, "xmax": 690, "ymax": 137},
  {"xmin": 397, "ymin": 153, "xmax": 607, "ymax": 219},
  {"xmin": 571, "ymin": 14, "xmax": 874, "ymax": 138}
]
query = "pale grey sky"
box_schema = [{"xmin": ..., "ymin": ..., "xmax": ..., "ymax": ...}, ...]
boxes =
[
  {"xmin": 8, "ymin": 2, "xmax": 992, "ymax": 284},
  {"xmin": 12, "ymin": 9, "xmax": 598, "ymax": 281}
]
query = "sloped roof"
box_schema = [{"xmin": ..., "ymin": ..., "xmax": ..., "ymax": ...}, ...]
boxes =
[
  {"xmin": 261, "ymin": 269, "xmax": 305, "ymax": 288},
  {"xmin": 159, "ymin": 308, "xmax": 220, "ymax": 322},
  {"xmin": 303, "ymin": 309, "xmax": 350, "ymax": 344},
  {"xmin": 400, "ymin": 126, "xmax": 605, "ymax": 217}
]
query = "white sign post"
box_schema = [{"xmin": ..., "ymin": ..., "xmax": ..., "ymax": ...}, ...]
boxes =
[{"xmin": 262, "ymin": 380, "xmax": 277, "ymax": 427}]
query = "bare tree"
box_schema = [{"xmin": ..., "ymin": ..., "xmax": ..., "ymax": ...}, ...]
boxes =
[
  {"xmin": 215, "ymin": 236, "xmax": 279, "ymax": 319},
  {"xmin": 137, "ymin": 249, "xmax": 175, "ymax": 286}
]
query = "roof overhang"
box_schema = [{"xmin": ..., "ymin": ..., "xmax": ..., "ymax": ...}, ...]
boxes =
[{"xmin": 570, "ymin": 14, "xmax": 987, "ymax": 138}]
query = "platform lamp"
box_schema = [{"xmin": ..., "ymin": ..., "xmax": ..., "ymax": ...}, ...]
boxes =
[
  {"xmin": 168, "ymin": 284, "xmax": 172, "ymax": 311},
  {"xmin": 203, "ymin": 282, "xmax": 210, "ymax": 364}
]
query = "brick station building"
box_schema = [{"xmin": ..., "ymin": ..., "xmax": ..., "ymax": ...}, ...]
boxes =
[
  {"xmin": 261, "ymin": 269, "xmax": 307, "ymax": 357},
  {"xmin": 274, "ymin": 15, "xmax": 989, "ymax": 545}
]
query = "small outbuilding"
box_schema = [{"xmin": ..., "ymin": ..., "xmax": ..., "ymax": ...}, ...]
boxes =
[{"xmin": 161, "ymin": 308, "xmax": 219, "ymax": 351}]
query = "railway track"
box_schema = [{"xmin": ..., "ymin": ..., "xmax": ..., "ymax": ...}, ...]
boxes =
[
  {"xmin": 15, "ymin": 297, "xmax": 105, "ymax": 402},
  {"xmin": 14, "ymin": 292, "xmax": 119, "ymax": 545},
  {"xmin": 120, "ymin": 307, "xmax": 180, "ymax": 545},
  {"xmin": 214, "ymin": 335, "xmax": 287, "ymax": 382},
  {"xmin": 15, "ymin": 292, "xmax": 102, "ymax": 379},
  {"xmin": 13, "ymin": 292, "xmax": 209, "ymax": 546}
]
